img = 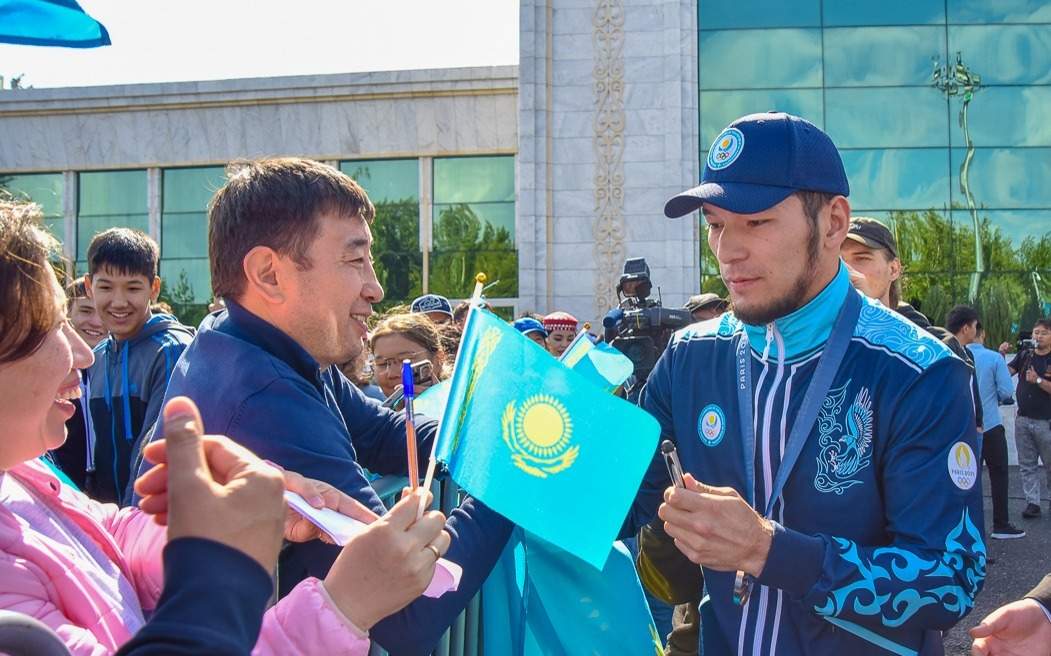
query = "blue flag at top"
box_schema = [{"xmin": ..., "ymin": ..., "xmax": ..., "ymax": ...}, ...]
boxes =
[
  {"xmin": 559, "ymin": 329, "xmax": 634, "ymax": 393},
  {"xmin": 435, "ymin": 307, "xmax": 659, "ymax": 568},
  {"xmin": 0, "ymin": 0, "xmax": 110, "ymax": 48}
]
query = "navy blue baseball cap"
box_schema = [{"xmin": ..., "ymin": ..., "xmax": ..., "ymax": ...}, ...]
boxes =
[
  {"xmin": 410, "ymin": 294, "xmax": 453, "ymax": 317},
  {"xmin": 664, "ymin": 112, "xmax": 849, "ymax": 218}
]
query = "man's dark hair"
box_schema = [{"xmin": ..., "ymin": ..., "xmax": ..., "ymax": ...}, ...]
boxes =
[
  {"xmin": 1035, "ymin": 317, "xmax": 1051, "ymax": 332},
  {"xmin": 945, "ymin": 304, "xmax": 980, "ymax": 335},
  {"xmin": 208, "ymin": 158, "xmax": 376, "ymax": 300},
  {"xmin": 87, "ymin": 228, "xmax": 159, "ymax": 281}
]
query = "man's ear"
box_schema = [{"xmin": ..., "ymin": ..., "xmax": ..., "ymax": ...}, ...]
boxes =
[
  {"xmin": 84, "ymin": 274, "xmax": 94, "ymax": 299},
  {"xmin": 888, "ymin": 257, "xmax": 903, "ymax": 283},
  {"xmin": 826, "ymin": 195, "xmax": 852, "ymax": 246},
  {"xmin": 150, "ymin": 276, "xmax": 162, "ymax": 301},
  {"xmin": 243, "ymin": 246, "xmax": 285, "ymax": 304}
]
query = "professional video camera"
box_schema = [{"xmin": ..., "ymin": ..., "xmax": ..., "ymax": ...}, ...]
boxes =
[
  {"xmin": 605, "ymin": 257, "xmax": 692, "ymax": 389},
  {"xmin": 1017, "ymin": 331, "xmax": 1037, "ymax": 353}
]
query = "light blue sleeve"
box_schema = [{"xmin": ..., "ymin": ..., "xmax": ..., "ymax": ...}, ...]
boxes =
[{"xmin": 993, "ymin": 354, "xmax": 1014, "ymax": 403}]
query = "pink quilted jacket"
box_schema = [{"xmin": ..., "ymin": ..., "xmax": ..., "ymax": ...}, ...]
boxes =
[{"xmin": 0, "ymin": 459, "xmax": 370, "ymax": 655}]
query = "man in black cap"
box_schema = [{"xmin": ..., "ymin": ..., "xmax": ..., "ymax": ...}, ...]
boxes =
[
  {"xmin": 684, "ymin": 293, "xmax": 729, "ymax": 323},
  {"xmin": 841, "ymin": 217, "xmax": 902, "ymax": 309}
]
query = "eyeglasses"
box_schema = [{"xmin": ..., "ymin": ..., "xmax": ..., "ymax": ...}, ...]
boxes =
[{"xmin": 372, "ymin": 351, "xmax": 430, "ymax": 373}]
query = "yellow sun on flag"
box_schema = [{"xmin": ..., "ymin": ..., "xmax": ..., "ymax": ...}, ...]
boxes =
[{"xmin": 516, "ymin": 395, "xmax": 573, "ymax": 458}]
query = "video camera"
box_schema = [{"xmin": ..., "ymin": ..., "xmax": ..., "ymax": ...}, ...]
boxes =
[
  {"xmin": 606, "ymin": 257, "xmax": 692, "ymax": 388},
  {"xmin": 1017, "ymin": 331, "xmax": 1037, "ymax": 352}
]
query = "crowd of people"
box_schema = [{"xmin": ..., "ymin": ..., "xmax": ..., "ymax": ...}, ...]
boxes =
[{"xmin": 0, "ymin": 112, "xmax": 1049, "ymax": 655}]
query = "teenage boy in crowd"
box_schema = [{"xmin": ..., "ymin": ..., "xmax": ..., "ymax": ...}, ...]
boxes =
[
  {"xmin": 85, "ymin": 228, "xmax": 195, "ymax": 504},
  {"xmin": 134, "ymin": 159, "xmax": 511, "ymax": 656},
  {"xmin": 50, "ymin": 276, "xmax": 105, "ymax": 490}
]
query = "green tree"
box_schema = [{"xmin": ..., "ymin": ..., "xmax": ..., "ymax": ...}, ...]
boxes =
[
  {"xmin": 430, "ymin": 203, "xmax": 517, "ymax": 298},
  {"xmin": 371, "ymin": 198, "xmax": 423, "ymax": 311},
  {"xmin": 158, "ymin": 269, "xmax": 207, "ymax": 327}
]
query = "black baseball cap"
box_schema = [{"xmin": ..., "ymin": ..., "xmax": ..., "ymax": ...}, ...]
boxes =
[
  {"xmin": 846, "ymin": 217, "xmax": 898, "ymax": 259},
  {"xmin": 665, "ymin": 112, "xmax": 850, "ymax": 218}
]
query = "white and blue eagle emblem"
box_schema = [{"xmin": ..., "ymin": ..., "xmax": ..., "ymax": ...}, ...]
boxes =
[{"xmin": 814, "ymin": 381, "xmax": 874, "ymax": 495}]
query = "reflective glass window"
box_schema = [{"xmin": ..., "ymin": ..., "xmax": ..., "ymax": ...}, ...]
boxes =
[
  {"xmin": 159, "ymin": 258, "xmax": 212, "ymax": 305},
  {"xmin": 700, "ymin": 89, "xmax": 822, "ymax": 147},
  {"xmin": 1, "ymin": 173, "xmax": 64, "ymax": 239},
  {"xmin": 948, "ymin": 26, "xmax": 1051, "ymax": 85},
  {"xmin": 841, "ymin": 149, "xmax": 951, "ymax": 211},
  {"xmin": 77, "ymin": 170, "xmax": 148, "ymax": 261},
  {"xmin": 948, "ymin": 87, "xmax": 1051, "ymax": 148},
  {"xmin": 823, "ymin": 0, "xmax": 946, "ymax": 26},
  {"xmin": 887, "ymin": 209, "xmax": 955, "ymax": 274},
  {"xmin": 699, "ymin": 29, "xmax": 822, "ymax": 89},
  {"xmin": 951, "ymin": 209, "xmax": 1051, "ymax": 273},
  {"xmin": 825, "ymin": 88, "xmax": 948, "ymax": 148},
  {"xmin": 948, "ymin": 0, "xmax": 1051, "ymax": 24},
  {"xmin": 950, "ymin": 147, "xmax": 1051, "ymax": 209},
  {"xmin": 432, "ymin": 155, "xmax": 516, "ymax": 298},
  {"xmin": 340, "ymin": 159, "xmax": 422, "ymax": 306},
  {"xmin": 824, "ymin": 27, "xmax": 947, "ymax": 87},
  {"xmin": 160, "ymin": 167, "xmax": 225, "ymax": 304},
  {"xmin": 698, "ymin": 0, "xmax": 819, "ymax": 29}
]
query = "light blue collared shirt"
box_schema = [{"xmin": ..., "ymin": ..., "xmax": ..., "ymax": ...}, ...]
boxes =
[{"xmin": 967, "ymin": 343, "xmax": 1015, "ymax": 430}]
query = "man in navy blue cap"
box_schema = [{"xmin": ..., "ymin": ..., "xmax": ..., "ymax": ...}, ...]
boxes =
[
  {"xmin": 624, "ymin": 112, "xmax": 985, "ymax": 655},
  {"xmin": 410, "ymin": 293, "xmax": 454, "ymax": 325}
]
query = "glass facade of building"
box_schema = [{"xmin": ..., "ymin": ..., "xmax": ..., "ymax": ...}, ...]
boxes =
[
  {"xmin": 76, "ymin": 170, "xmax": 149, "ymax": 271},
  {"xmin": 0, "ymin": 156, "xmax": 516, "ymax": 319},
  {"xmin": 698, "ymin": 0, "xmax": 1051, "ymax": 342},
  {"xmin": 341, "ymin": 155, "xmax": 518, "ymax": 307},
  {"xmin": 161, "ymin": 166, "xmax": 226, "ymax": 305},
  {"xmin": 0, "ymin": 173, "xmax": 64, "ymax": 240}
]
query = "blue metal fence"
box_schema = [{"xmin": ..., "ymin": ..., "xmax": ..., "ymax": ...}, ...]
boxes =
[{"xmin": 367, "ymin": 475, "xmax": 483, "ymax": 656}]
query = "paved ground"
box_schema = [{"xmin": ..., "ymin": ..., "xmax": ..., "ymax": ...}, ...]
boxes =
[{"xmin": 942, "ymin": 466, "xmax": 1051, "ymax": 655}]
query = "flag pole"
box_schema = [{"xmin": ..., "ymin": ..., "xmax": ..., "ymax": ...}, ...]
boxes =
[{"xmin": 418, "ymin": 273, "xmax": 487, "ymax": 518}]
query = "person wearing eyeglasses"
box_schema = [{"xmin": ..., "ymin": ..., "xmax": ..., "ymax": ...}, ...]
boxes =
[{"xmin": 369, "ymin": 313, "xmax": 447, "ymax": 399}]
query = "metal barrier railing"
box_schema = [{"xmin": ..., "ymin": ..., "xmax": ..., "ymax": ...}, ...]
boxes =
[{"xmin": 367, "ymin": 475, "xmax": 483, "ymax": 656}]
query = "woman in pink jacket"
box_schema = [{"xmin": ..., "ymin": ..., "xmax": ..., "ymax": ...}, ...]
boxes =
[{"xmin": 0, "ymin": 200, "xmax": 452, "ymax": 654}]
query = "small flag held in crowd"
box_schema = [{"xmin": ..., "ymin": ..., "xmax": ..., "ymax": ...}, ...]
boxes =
[
  {"xmin": 435, "ymin": 307, "xmax": 659, "ymax": 569},
  {"xmin": 559, "ymin": 328, "xmax": 635, "ymax": 393}
]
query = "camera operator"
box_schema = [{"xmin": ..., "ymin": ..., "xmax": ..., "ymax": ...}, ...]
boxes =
[
  {"xmin": 602, "ymin": 257, "xmax": 696, "ymax": 649},
  {"xmin": 602, "ymin": 257, "xmax": 692, "ymax": 401},
  {"xmin": 1004, "ymin": 318, "xmax": 1051, "ymax": 520}
]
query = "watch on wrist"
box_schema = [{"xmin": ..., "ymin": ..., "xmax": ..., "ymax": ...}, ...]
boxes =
[{"xmin": 1039, "ymin": 377, "xmax": 1046, "ymax": 385}]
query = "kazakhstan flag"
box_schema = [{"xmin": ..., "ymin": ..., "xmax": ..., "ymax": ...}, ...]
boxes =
[
  {"xmin": 436, "ymin": 307, "xmax": 659, "ymax": 569},
  {"xmin": 0, "ymin": 0, "xmax": 110, "ymax": 48},
  {"xmin": 558, "ymin": 329, "xmax": 634, "ymax": 393}
]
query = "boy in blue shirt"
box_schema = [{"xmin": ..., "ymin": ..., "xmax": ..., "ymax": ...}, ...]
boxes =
[{"xmin": 85, "ymin": 228, "xmax": 194, "ymax": 504}]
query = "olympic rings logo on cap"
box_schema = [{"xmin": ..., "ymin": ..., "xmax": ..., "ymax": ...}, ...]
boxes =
[{"xmin": 707, "ymin": 127, "xmax": 745, "ymax": 171}]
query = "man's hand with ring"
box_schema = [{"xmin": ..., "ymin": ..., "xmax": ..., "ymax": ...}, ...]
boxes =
[{"xmin": 321, "ymin": 488, "xmax": 450, "ymax": 631}]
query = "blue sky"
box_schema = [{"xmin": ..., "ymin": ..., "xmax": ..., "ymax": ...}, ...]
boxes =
[{"xmin": 0, "ymin": 0, "xmax": 519, "ymax": 88}]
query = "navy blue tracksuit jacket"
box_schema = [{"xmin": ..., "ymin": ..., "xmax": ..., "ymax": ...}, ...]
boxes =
[
  {"xmin": 137, "ymin": 301, "xmax": 512, "ymax": 655},
  {"xmin": 625, "ymin": 264, "xmax": 985, "ymax": 655}
]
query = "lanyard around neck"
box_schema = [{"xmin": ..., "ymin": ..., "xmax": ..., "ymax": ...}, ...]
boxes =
[{"xmin": 735, "ymin": 289, "xmax": 861, "ymax": 517}]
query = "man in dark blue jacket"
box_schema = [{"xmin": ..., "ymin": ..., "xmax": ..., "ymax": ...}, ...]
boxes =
[
  {"xmin": 136, "ymin": 158, "xmax": 511, "ymax": 655},
  {"xmin": 625, "ymin": 113, "xmax": 985, "ymax": 655}
]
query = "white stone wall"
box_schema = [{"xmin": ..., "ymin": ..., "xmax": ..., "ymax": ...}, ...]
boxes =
[
  {"xmin": 0, "ymin": 67, "xmax": 518, "ymax": 171},
  {"xmin": 518, "ymin": 0, "xmax": 699, "ymax": 324}
]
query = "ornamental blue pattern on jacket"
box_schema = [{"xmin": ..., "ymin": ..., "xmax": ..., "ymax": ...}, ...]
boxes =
[{"xmin": 624, "ymin": 264, "xmax": 985, "ymax": 656}]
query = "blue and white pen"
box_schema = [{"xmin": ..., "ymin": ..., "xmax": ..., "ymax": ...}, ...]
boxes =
[{"xmin": 402, "ymin": 359, "xmax": 420, "ymax": 491}]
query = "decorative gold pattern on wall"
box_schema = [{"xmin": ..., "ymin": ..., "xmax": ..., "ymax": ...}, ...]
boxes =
[{"xmin": 592, "ymin": 0, "xmax": 626, "ymax": 317}]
